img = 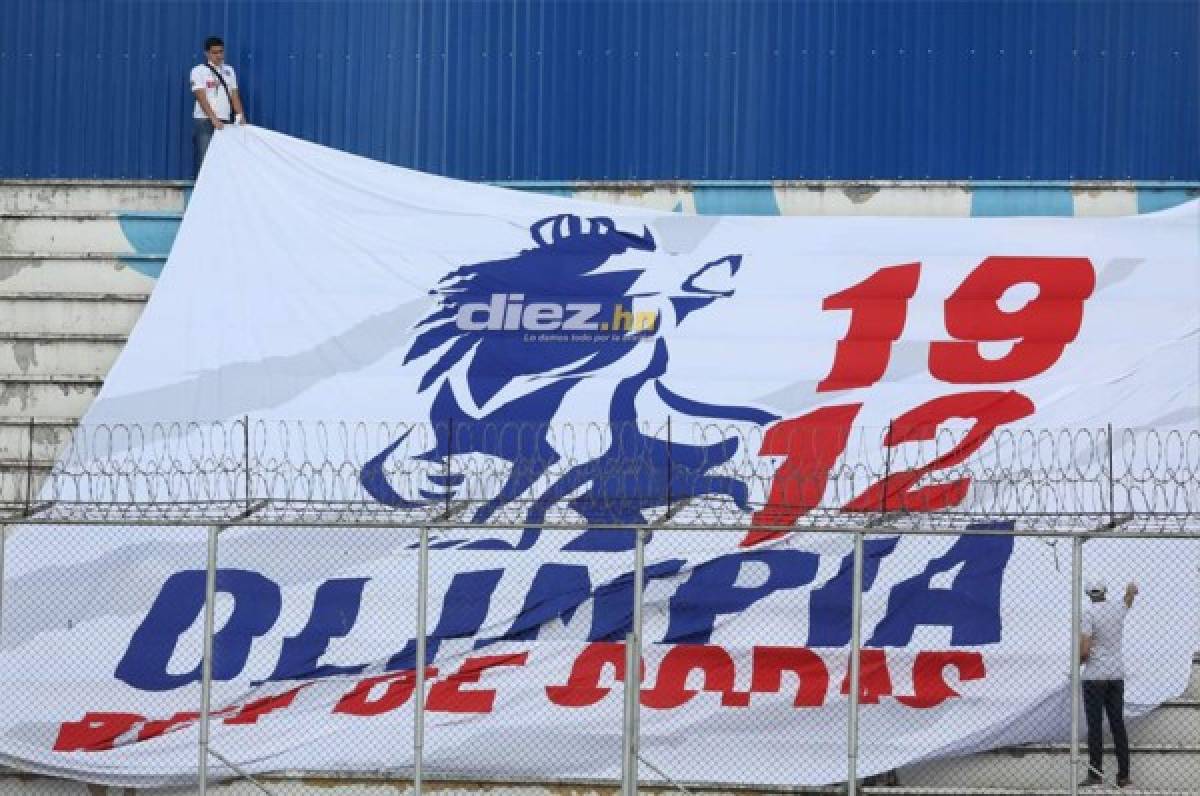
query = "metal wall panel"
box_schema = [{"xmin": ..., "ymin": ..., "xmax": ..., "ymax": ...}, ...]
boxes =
[{"xmin": 1, "ymin": 0, "xmax": 1196, "ymax": 180}]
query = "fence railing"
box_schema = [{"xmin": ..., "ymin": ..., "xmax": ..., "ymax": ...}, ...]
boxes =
[
  {"xmin": 3, "ymin": 420, "xmax": 1200, "ymax": 530},
  {"xmin": 0, "ymin": 420, "xmax": 1198, "ymax": 795}
]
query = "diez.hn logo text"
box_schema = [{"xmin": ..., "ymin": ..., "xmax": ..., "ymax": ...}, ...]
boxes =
[{"xmin": 455, "ymin": 293, "xmax": 658, "ymax": 334}]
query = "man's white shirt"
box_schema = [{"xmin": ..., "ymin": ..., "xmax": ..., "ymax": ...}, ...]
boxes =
[
  {"xmin": 1082, "ymin": 598, "xmax": 1129, "ymax": 680},
  {"xmin": 190, "ymin": 62, "xmax": 238, "ymax": 121}
]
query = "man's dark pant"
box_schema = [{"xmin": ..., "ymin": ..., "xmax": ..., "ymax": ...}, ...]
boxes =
[
  {"xmin": 193, "ymin": 119, "xmax": 215, "ymax": 177},
  {"xmin": 1083, "ymin": 679, "xmax": 1130, "ymax": 780}
]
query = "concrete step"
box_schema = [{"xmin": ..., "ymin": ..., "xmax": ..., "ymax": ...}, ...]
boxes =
[
  {"xmin": 0, "ymin": 180, "xmax": 188, "ymax": 213},
  {"xmin": 864, "ymin": 664, "xmax": 1200, "ymax": 793},
  {"xmin": 1127, "ymin": 701, "xmax": 1200, "ymax": 745},
  {"xmin": 898, "ymin": 743, "xmax": 1199, "ymax": 791},
  {"xmin": 0, "ymin": 781, "xmax": 1193, "ymax": 796},
  {"xmin": 0, "ymin": 778, "xmax": 1193, "ymax": 796},
  {"xmin": 0, "ymin": 378, "xmax": 101, "ymax": 418},
  {"xmin": 0, "ymin": 769, "xmax": 1194, "ymax": 796},
  {"xmin": 0, "ymin": 334, "xmax": 125, "ymax": 378},
  {"xmin": 0, "ymin": 212, "xmax": 180, "ymax": 255},
  {"xmin": 0, "ymin": 254, "xmax": 161, "ymax": 292},
  {"xmin": 868, "ymin": 787, "xmax": 1195, "ymax": 795},
  {"xmin": 0, "ymin": 293, "xmax": 147, "ymax": 335}
]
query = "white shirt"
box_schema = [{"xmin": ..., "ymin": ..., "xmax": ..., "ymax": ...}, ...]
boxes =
[
  {"xmin": 190, "ymin": 62, "xmax": 238, "ymax": 121},
  {"xmin": 1082, "ymin": 598, "xmax": 1128, "ymax": 680}
]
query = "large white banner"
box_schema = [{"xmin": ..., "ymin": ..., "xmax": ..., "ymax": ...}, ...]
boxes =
[{"xmin": 1, "ymin": 126, "xmax": 1198, "ymax": 787}]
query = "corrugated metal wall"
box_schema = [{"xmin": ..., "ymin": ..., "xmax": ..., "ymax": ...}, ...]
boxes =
[{"xmin": 1, "ymin": 0, "xmax": 1196, "ymax": 181}]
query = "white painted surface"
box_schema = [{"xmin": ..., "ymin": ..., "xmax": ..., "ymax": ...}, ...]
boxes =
[
  {"xmin": 1072, "ymin": 187, "xmax": 1141, "ymax": 217},
  {"xmin": 0, "ymin": 216, "xmax": 139, "ymax": 255}
]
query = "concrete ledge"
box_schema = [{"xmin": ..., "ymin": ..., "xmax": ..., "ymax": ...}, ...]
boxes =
[
  {"xmin": 0, "ymin": 458, "xmax": 54, "ymax": 469},
  {"xmin": 4, "ymin": 180, "xmax": 1198, "ymax": 219},
  {"xmin": 0, "ymin": 375, "xmax": 104, "ymax": 385},
  {"xmin": 0, "ymin": 291, "xmax": 148, "ymax": 301},
  {"xmin": 0, "ymin": 769, "xmax": 1192, "ymax": 796},
  {"xmin": 0, "ymin": 252, "xmax": 167, "ymax": 260},
  {"xmin": 0, "ymin": 331, "xmax": 128, "ymax": 342},
  {"xmin": 0, "ymin": 211, "xmax": 183, "ymax": 219}
]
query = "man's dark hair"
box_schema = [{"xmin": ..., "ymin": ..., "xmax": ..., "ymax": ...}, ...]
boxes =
[{"xmin": 204, "ymin": 36, "xmax": 224, "ymax": 52}]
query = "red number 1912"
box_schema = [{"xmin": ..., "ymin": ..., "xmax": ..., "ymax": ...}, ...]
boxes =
[{"xmin": 743, "ymin": 255, "xmax": 1095, "ymax": 546}]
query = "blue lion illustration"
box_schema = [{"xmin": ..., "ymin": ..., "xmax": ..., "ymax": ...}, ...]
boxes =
[{"xmin": 361, "ymin": 214, "xmax": 779, "ymax": 550}]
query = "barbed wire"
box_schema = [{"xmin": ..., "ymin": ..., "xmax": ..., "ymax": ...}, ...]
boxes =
[{"xmin": 2, "ymin": 420, "xmax": 1198, "ymax": 530}]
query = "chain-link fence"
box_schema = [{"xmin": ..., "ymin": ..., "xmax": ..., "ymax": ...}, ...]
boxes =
[{"xmin": 0, "ymin": 420, "xmax": 1197, "ymax": 795}]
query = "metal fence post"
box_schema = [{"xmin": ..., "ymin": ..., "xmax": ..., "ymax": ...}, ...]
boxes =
[
  {"xmin": 243, "ymin": 415, "xmax": 251, "ymax": 513},
  {"xmin": 24, "ymin": 418, "xmax": 35, "ymax": 514},
  {"xmin": 622, "ymin": 524, "xmax": 647, "ymax": 796},
  {"xmin": 413, "ymin": 523, "xmax": 429, "ymax": 796},
  {"xmin": 665, "ymin": 416, "xmax": 672, "ymax": 511},
  {"xmin": 1106, "ymin": 424, "xmax": 1116, "ymax": 527},
  {"xmin": 1069, "ymin": 534, "xmax": 1083, "ymax": 796},
  {"xmin": 411, "ymin": 419, "xmax": 458, "ymax": 795},
  {"xmin": 0, "ymin": 524, "xmax": 7, "ymax": 652},
  {"xmin": 846, "ymin": 529, "xmax": 865, "ymax": 796},
  {"xmin": 198, "ymin": 524, "xmax": 221, "ymax": 796},
  {"xmin": 621, "ymin": 630, "xmax": 636, "ymax": 796}
]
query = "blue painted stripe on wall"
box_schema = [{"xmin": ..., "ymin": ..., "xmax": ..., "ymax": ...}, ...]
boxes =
[
  {"xmin": 1137, "ymin": 188, "xmax": 1200, "ymax": 214},
  {"xmin": 970, "ymin": 187, "xmax": 1075, "ymax": 217},
  {"xmin": 693, "ymin": 187, "xmax": 781, "ymax": 216},
  {"xmin": 116, "ymin": 255, "xmax": 167, "ymax": 280},
  {"xmin": 116, "ymin": 213, "xmax": 182, "ymax": 257}
]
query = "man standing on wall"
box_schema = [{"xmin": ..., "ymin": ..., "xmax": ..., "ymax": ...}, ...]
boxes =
[
  {"xmin": 1079, "ymin": 577, "xmax": 1138, "ymax": 788},
  {"xmin": 190, "ymin": 36, "xmax": 245, "ymax": 176}
]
